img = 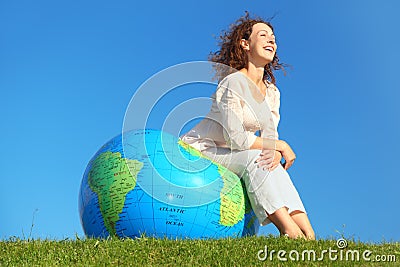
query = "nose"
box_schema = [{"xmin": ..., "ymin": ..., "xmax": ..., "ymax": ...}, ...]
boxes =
[{"xmin": 267, "ymin": 38, "xmax": 275, "ymax": 45}]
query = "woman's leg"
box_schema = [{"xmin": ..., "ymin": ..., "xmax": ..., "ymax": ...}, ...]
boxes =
[
  {"xmin": 267, "ymin": 207, "xmax": 305, "ymax": 239},
  {"xmin": 202, "ymin": 147, "xmax": 314, "ymax": 240},
  {"xmin": 290, "ymin": 211, "xmax": 315, "ymax": 240}
]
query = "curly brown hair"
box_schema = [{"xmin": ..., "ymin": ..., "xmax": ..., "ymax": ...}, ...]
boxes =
[{"xmin": 209, "ymin": 12, "xmax": 286, "ymax": 85}]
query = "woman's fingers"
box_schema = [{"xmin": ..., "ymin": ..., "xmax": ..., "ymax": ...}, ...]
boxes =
[
  {"xmin": 282, "ymin": 154, "xmax": 295, "ymax": 169},
  {"xmin": 267, "ymin": 162, "xmax": 280, "ymax": 171},
  {"xmin": 256, "ymin": 158, "xmax": 273, "ymax": 167},
  {"xmin": 268, "ymin": 152, "xmax": 282, "ymax": 171},
  {"xmin": 256, "ymin": 150, "xmax": 283, "ymax": 171},
  {"xmin": 281, "ymin": 145, "xmax": 296, "ymax": 170},
  {"xmin": 283, "ymin": 160, "xmax": 293, "ymax": 170}
]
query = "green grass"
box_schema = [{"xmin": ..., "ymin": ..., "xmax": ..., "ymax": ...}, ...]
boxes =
[{"xmin": 1, "ymin": 235, "xmax": 399, "ymax": 266}]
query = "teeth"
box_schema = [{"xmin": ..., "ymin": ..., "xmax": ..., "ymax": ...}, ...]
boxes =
[{"xmin": 265, "ymin": 47, "xmax": 273, "ymax": 51}]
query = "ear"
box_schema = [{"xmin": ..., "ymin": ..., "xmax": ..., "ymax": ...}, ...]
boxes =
[{"xmin": 240, "ymin": 39, "xmax": 250, "ymax": 51}]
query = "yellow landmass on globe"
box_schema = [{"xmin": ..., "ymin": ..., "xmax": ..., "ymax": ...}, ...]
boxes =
[
  {"xmin": 88, "ymin": 151, "xmax": 143, "ymax": 236},
  {"xmin": 178, "ymin": 139, "xmax": 245, "ymax": 226},
  {"xmin": 217, "ymin": 165, "xmax": 245, "ymax": 226}
]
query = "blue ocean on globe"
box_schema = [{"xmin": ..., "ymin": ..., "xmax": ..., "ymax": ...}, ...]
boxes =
[{"xmin": 78, "ymin": 129, "xmax": 259, "ymax": 239}]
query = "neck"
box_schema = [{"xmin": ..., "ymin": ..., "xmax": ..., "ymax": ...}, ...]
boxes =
[{"xmin": 240, "ymin": 62, "xmax": 265, "ymax": 87}]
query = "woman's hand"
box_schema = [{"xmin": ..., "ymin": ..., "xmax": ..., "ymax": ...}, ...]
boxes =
[
  {"xmin": 255, "ymin": 149, "xmax": 282, "ymax": 171},
  {"xmin": 276, "ymin": 140, "xmax": 296, "ymax": 170}
]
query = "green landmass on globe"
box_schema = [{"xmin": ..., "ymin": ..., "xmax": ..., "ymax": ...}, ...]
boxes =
[{"xmin": 88, "ymin": 151, "xmax": 143, "ymax": 236}]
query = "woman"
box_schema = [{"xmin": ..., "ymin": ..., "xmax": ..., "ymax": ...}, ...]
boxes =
[{"xmin": 181, "ymin": 13, "xmax": 315, "ymax": 239}]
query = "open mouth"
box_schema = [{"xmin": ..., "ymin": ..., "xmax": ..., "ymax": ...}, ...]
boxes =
[{"xmin": 264, "ymin": 46, "xmax": 274, "ymax": 52}]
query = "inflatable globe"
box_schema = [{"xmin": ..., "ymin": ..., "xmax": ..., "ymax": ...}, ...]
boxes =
[{"xmin": 79, "ymin": 129, "xmax": 259, "ymax": 239}]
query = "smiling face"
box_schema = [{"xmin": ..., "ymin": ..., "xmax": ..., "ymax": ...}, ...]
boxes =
[{"xmin": 241, "ymin": 23, "xmax": 277, "ymax": 66}]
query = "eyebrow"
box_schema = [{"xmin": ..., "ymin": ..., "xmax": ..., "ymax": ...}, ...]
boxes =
[{"xmin": 257, "ymin": 30, "xmax": 274, "ymax": 36}]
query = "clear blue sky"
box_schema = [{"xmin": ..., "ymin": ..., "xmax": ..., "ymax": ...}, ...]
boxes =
[{"xmin": 1, "ymin": 0, "xmax": 399, "ymax": 243}]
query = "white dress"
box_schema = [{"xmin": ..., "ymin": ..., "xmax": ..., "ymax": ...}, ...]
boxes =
[{"xmin": 180, "ymin": 72, "xmax": 306, "ymax": 225}]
